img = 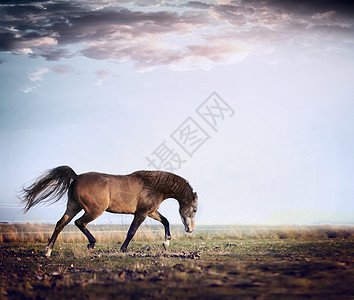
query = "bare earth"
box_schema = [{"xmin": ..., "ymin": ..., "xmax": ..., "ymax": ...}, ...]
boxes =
[{"xmin": 0, "ymin": 226, "xmax": 353, "ymax": 299}]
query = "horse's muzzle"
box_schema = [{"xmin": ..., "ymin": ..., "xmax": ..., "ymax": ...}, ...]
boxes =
[
  {"xmin": 182, "ymin": 216, "xmax": 195, "ymax": 233},
  {"xmin": 184, "ymin": 223, "xmax": 194, "ymax": 233}
]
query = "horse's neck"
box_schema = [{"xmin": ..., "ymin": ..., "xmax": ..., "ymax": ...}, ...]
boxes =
[{"xmin": 172, "ymin": 195, "xmax": 190, "ymax": 208}]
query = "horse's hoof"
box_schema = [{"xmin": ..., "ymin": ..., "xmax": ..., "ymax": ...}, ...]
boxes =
[
  {"xmin": 87, "ymin": 243, "xmax": 95, "ymax": 253},
  {"xmin": 163, "ymin": 240, "xmax": 170, "ymax": 250},
  {"xmin": 44, "ymin": 247, "xmax": 52, "ymax": 258}
]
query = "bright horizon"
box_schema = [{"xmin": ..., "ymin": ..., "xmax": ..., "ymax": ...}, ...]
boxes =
[{"xmin": 1, "ymin": 0, "xmax": 354, "ymax": 226}]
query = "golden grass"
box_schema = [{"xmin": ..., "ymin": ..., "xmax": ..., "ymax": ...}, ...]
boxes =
[
  {"xmin": 195, "ymin": 224, "xmax": 353, "ymax": 240},
  {"xmin": 0, "ymin": 223, "xmax": 352, "ymax": 243},
  {"xmin": 0, "ymin": 223, "xmax": 167, "ymax": 243}
]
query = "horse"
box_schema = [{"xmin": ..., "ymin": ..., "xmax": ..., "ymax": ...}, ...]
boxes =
[{"xmin": 20, "ymin": 166, "xmax": 198, "ymax": 257}]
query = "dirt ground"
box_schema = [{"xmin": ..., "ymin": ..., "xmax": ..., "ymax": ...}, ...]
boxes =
[{"xmin": 0, "ymin": 236, "xmax": 353, "ymax": 299}]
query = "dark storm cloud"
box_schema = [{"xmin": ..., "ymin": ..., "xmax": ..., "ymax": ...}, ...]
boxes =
[
  {"xmin": 267, "ymin": 0, "xmax": 354, "ymax": 15},
  {"xmin": 0, "ymin": 0, "xmax": 353, "ymax": 70},
  {"xmin": 0, "ymin": 0, "xmax": 217, "ymax": 69},
  {"xmin": 209, "ymin": 0, "xmax": 354, "ymax": 43},
  {"xmin": 0, "ymin": 32, "xmax": 15, "ymax": 51}
]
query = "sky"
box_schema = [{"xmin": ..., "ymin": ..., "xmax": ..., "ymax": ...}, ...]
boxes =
[{"xmin": 0, "ymin": 0, "xmax": 354, "ymax": 226}]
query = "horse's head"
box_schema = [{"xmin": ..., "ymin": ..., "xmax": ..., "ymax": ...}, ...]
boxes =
[{"xmin": 179, "ymin": 192, "xmax": 198, "ymax": 233}]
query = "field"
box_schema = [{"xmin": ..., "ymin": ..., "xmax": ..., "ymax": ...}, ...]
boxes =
[{"xmin": 0, "ymin": 224, "xmax": 353, "ymax": 299}]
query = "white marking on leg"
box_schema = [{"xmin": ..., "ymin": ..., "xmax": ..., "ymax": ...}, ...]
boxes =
[
  {"xmin": 163, "ymin": 240, "xmax": 170, "ymax": 250},
  {"xmin": 44, "ymin": 246, "xmax": 52, "ymax": 258}
]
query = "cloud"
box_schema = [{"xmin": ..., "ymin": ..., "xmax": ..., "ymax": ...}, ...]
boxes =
[
  {"xmin": 171, "ymin": 39, "xmax": 249, "ymax": 70},
  {"xmin": 267, "ymin": 0, "xmax": 354, "ymax": 16},
  {"xmin": 216, "ymin": 0, "xmax": 234, "ymax": 4},
  {"xmin": 23, "ymin": 84, "xmax": 40, "ymax": 93},
  {"xmin": 312, "ymin": 11, "xmax": 336, "ymax": 20},
  {"xmin": 13, "ymin": 37, "xmax": 57, "ymax": 55},
  {"xmin": 1, "ymin": 0, "xmax": 353, "ymax": 71},
  {"xmin": 51, "ymin": 65, "xmax": 72, "ymax": 76},
  {"xmin": 185, "ymin": 2, "xmax": 212, "ymax": 10},
  {"xmin": 28, "ymin": 68, "xmax": 49, "ymax": 81},
  {"xmin": 94, "ymin": 70, "xmax": 110, "ymax": 86}
]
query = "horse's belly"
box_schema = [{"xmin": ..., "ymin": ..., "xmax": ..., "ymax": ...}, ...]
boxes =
[{"xmin": 106, "ymin": 193, "xmax": 138, "ymax": 214}]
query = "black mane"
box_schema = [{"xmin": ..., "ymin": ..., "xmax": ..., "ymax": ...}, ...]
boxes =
[{"xmin": 132, "ymin": 170, "xmax": 194, "ymax": 201}]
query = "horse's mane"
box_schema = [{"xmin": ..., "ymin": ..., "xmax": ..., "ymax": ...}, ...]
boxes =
[{"xmin": 132, "ymin": 170, "xmax": 193, "ymax": 201}]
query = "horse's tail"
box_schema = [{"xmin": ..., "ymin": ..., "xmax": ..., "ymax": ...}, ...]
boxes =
[{"xmin": 20, "ymin": 166, "xmax": 78, "ymax": 212}]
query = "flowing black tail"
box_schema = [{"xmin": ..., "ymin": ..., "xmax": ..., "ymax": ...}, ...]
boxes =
[{"xmin": 20, "ymin": 166, "xmax": 78, "ymax": 212}]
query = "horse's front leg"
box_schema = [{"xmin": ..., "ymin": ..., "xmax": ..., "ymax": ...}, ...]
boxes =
[
  {"xmin": 148, "ymin": 211, "xmax": 171, "ymax": 250},
  {"xmin": 121, "ymin": 213, "xmax": 146, "ymax": 252}
]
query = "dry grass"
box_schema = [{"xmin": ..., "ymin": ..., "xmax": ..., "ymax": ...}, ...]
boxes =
[
  {"xmin": 0, "ymin": 223, "xmax": 171, "ymax": 243},
  {"xmin": 0, "ymin": 223, "xmax": 352, "ymax": 243},
  {"xmin": 195, "ymin": 224, "xmax": 354, "ymax": 240}
]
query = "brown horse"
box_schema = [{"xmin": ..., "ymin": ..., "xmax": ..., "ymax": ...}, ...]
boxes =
[{"xmin": 20, "ymin": 166, "xmax": 198, "ymax": 257}]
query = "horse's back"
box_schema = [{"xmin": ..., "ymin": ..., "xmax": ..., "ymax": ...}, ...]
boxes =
[
  {"xmin": 75, "ymin": 172, "xmax": 112, "ymax": 192},
  {"xmin": 74, "ymin": 172, "xmax": 141, "ymax": 214}
]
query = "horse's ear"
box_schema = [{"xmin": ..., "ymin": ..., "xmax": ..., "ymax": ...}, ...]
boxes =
[{"xmin": 193, "ymin": 192, "xmax": 198, "ymax": 200}]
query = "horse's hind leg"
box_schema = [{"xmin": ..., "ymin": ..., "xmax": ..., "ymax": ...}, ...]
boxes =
[
  {"xmin": 45, "ymin": 203, "xmax": 81, "ymax": 257},
  {"xmin": 74, "ymin": 211, "xmax": 102, "ymax": 252},
  {"xmin": 148, "ymin": 211, "xmax": 171, "ymax": 250}
]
